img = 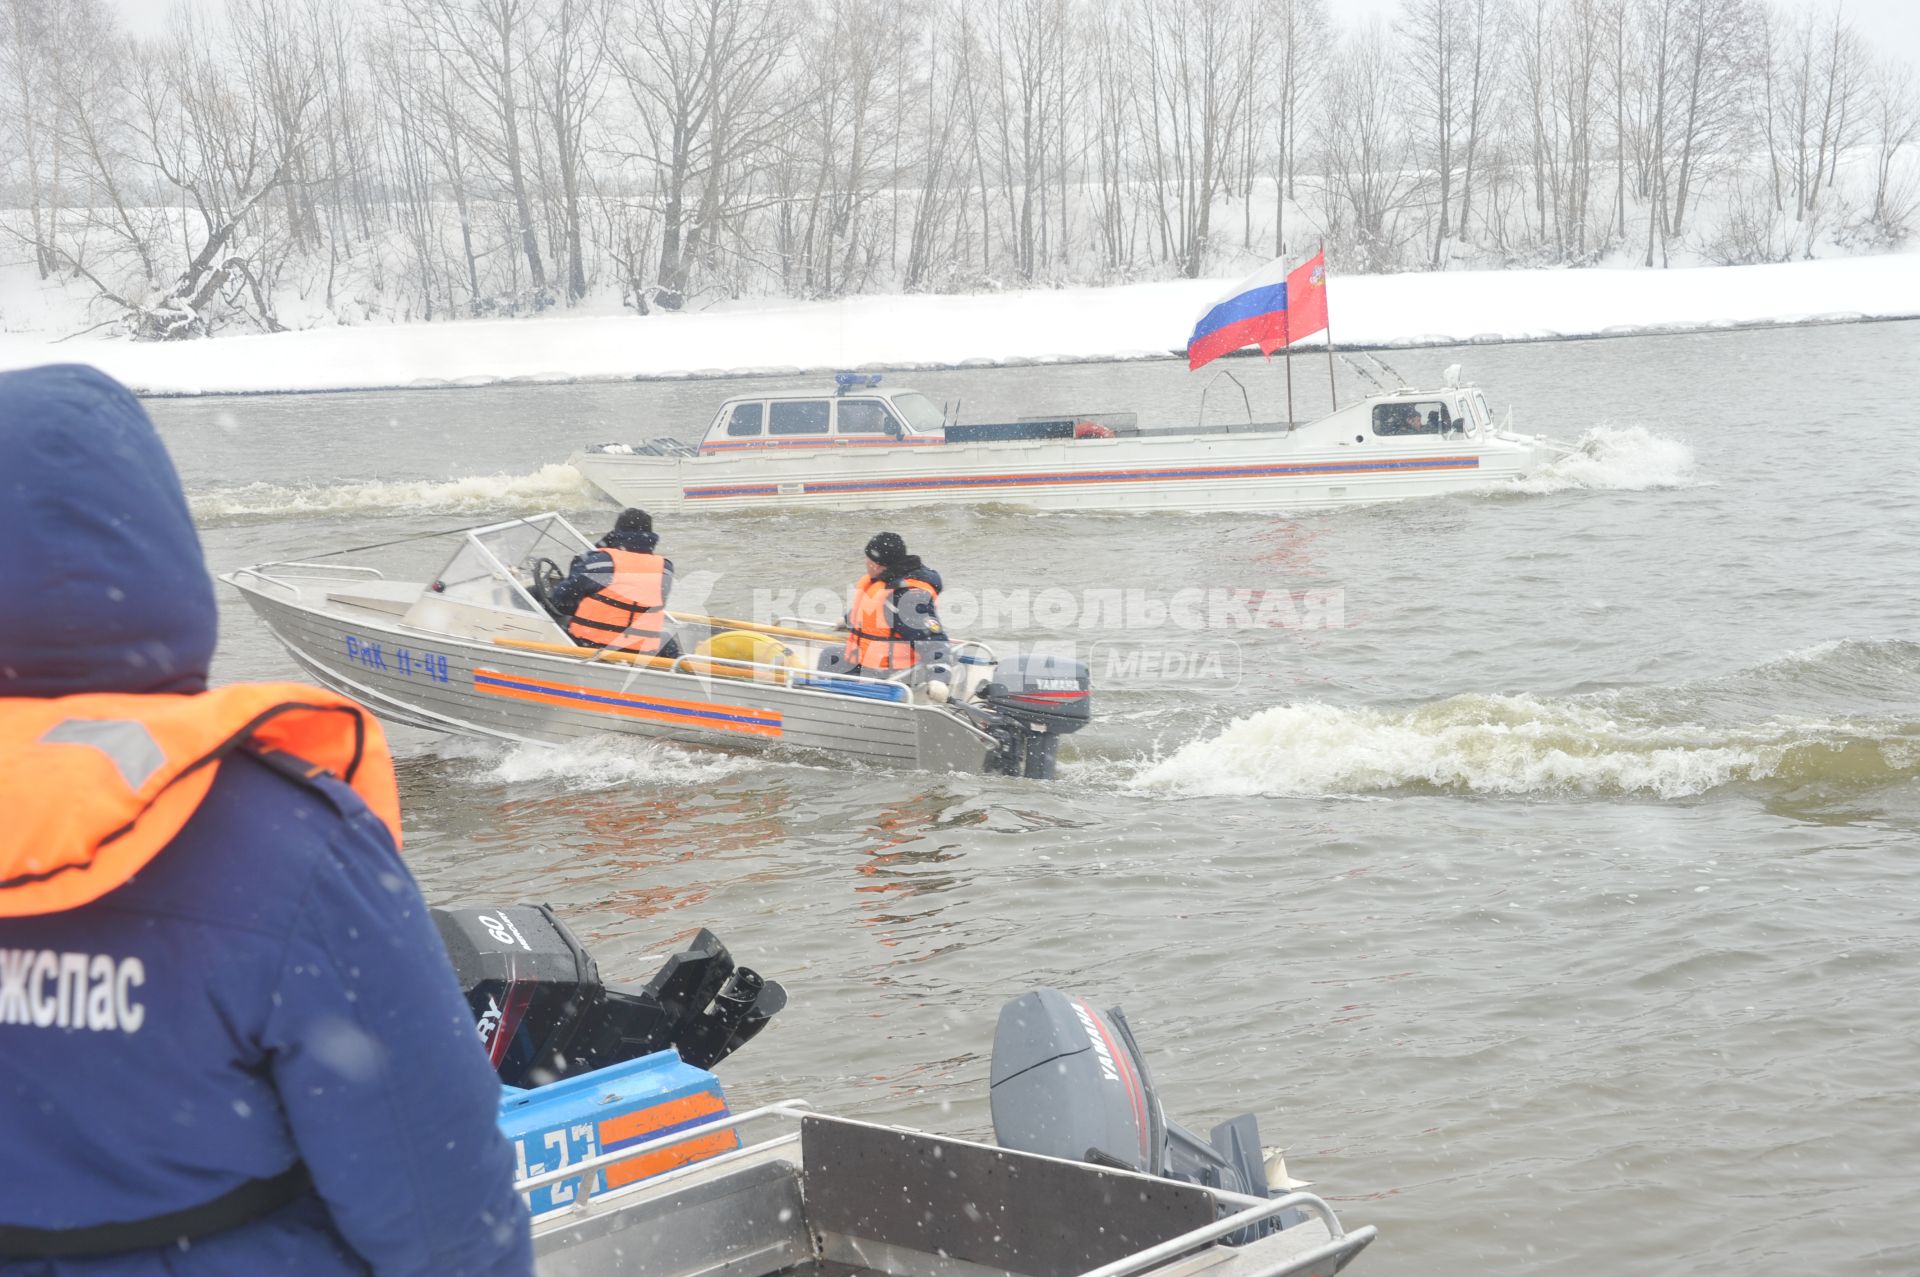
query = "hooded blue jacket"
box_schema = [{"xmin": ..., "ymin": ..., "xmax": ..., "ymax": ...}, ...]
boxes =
[
  {"xmin": 874, "ymin": 562, "xmax": 946, "ymax": 645},
  {"xmin": 0, "ymin": 365, "xmax": 533, "ymax": 1276}
]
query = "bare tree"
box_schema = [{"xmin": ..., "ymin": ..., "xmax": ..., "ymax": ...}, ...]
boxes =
[
  {"xmin": 1083, "ymin": 4, "xmax": 1142, "ymax": 271},
  {"xmin": 1768, "ymin": 2, "xmax": 1869, "ymax": 253},
  {"xmin": 1637, "ymin": 0, "xmax": 1680, "ymax": 263},
  {"xmin": 4, "ymin": 0, "xmax": 142, "ymax": 288},
  {"xmin": 81, "ymin": 6, "xmax": 323, "ymax": 337},
  {"xmin": 1318, "ymin": 21, "xmax": 1420, "ymax": 270},
  {"xmin": 903, "ymin": 4, "xmax": 974, "ymax": 289},
  {"xmin": 611, "ymin": 0, "xmax": 788, "ymax": 307},
  {"xmin": 1133, "ymin": 0, "xmax": 1255, "ymax": 277},
  {"xmin": 400, "ymin": 0, "xmax": 549, "ymax": 295},
  {"xmin": 531, "ymin": 0, "xmax": 610, "ymax": 301},
  {"xmin": 2, "ymin": 0, "xmax": 59, "ymax": 277},
  {"xmin": 1270, "ymin": 0, "xmax": 1327, "ymax": 255},
  {"xmin": 1398, "ymin": 0, "xmax": 1510, "ymax": 267},
  {"xmin": 982, "ymin": 0, "xmax": 1073, "ymax": 280},
  {"xmin": 1452, "ymin": 0, "xmax": 1501, "ymax": 254},
  {"xmin": 778, "ymin": 0, "xmax": 912, "ymax": 295},
  {"xmin": 1664, "ymin": 0, "xmax": 1756, "ymax": 242},
  {"xmin": 1864, "ymin": 57, "xmax": 1920, "ymax": 238}
]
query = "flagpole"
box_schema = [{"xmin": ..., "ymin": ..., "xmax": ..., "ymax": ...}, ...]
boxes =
[
  {"xmin": 1321, "ymin": 240, "xmax": 1337, "ymax": 411},
  {"xmin": 1285, "ymin": 342, "xmax": 1295, "ymax": 427},
  {"xmin": 1281, "ymin": 212, "xmax": 1293, "ymax": 427},
  {"xmin": 1284, "ymin": 293, "xmax": 1296, "ymax": 427}
]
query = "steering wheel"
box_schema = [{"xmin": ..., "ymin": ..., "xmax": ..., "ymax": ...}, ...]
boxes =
[{"xmin": 527, "ymin": 557, "xmax": 566, "ymax": 618}]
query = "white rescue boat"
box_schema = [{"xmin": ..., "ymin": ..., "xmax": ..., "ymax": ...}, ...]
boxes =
[{"xmin": 570, "ymin": 369, "xmax": 1567, "ymax": 514}]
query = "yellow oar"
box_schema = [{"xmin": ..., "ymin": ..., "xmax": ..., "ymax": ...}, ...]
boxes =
[
  {"xmin": 491, "ymin": 637, "xmax": 791, "ymax": 685},
  {"xmin": 667, "ymin": 611, "xmax": 846, "ymax": 644}
]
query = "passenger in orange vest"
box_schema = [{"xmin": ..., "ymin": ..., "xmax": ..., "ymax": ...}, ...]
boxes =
[
  {"xmin": 0, "ymin": 365, "xmax": 532, "ymax": 1276},
  {"xmin": 840, "ymin": 532, "xmax": 948, "ymax": 676},
  {"xmin": 551, "ymin": 507, "xmax": 681, "ymax": 657}
]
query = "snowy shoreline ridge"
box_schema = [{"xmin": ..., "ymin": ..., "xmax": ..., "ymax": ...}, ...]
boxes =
[{"xmin": 2, "ymin": 253, "xmax": 1915, "ymax": 398}]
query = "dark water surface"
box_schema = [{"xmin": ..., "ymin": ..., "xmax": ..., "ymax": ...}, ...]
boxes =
[{"xmin": 154, "ymin": 320, "xmax": 1919, "ymax": 1275}]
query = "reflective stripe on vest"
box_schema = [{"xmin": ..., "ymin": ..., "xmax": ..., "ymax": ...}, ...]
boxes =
[
  {"xmin": 844, "ymin": 575, "xmax": 938, "ymax": 671},
  {"xmin": 568, "ymin": 549, "xmax": 668, "ymax": 654},
  {"xmin": 0, "ymin": 683, "xmax": 401, "ymax": 917}
]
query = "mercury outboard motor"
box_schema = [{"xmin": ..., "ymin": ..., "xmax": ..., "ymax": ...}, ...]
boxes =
[
  {"xmin": 975, "ymin": 653, "xmax": 1092, "ymax": 780},
  {"xmin": 433, "ymin": 904, "xmax": 786, "ymax": 1088},
  {"xmin": 988, "ymin": 989, "xmax": 1308, "ymax": 1242}
]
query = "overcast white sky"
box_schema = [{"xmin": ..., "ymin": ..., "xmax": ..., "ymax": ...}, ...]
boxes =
[
  {"xmin": 1332, "ymin": 0, "xmax": 1919, "ymax": 66},
  {"xmin": 110, "ymin": 0, "xmax": 1920, "ymax": 75}
]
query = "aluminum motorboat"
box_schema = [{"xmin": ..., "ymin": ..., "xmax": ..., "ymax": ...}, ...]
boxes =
[
  {"xmin": 523, "ymin": 1105, "xmax": 1373, "ymax": 1277},
  {"xmin": 222, "ymin": 514, "xmax": 1091, "ymax": 777},
  {"xmin": 570, "ymin": 369, "xmax": 1565, "ymax": 514},
  {"xmin": 443, "ymin": 902, "xmax": 1375, "ymax": 1277}
]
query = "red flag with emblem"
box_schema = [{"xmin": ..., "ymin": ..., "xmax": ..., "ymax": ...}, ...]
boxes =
[{"xmin": 1284, "ymin": 251, "xmax": 1328, "ymax": 344}]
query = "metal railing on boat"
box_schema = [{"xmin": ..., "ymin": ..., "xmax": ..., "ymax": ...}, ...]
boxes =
[
  {"xmin": 515, "ymin": 1100, "xmax": 817, "ymax": 1219},
  {"xmin": 227, "ymin": 562, "xmax": 387, "ymax": 599}
]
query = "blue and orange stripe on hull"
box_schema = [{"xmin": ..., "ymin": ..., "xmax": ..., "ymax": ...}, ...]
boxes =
[
  {"xmin": 597, "ymin": 1089, "xmax": 737, "ymax": 1189},
  {"xmin": 473, "ymin": 669, "xmax": 783, "ymax": 738},
  {"xmin": 683, "ymin": 455, "xmax": 1481, "ymax": 501}
]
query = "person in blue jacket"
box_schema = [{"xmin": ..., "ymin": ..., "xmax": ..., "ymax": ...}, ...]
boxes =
[{"xmin": 0, "ymin": 365, "xmax": 533, "ymax": 1276}]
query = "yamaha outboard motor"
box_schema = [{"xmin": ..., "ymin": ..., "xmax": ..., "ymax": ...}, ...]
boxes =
[
  {"xmin": 434, "ymin": 904, "xmax": 786, "ymax": 1088},
  {"xmin": 989, "ymin": 989, "xmax": 1308, "ymax": 1242},
  {"xmin": 975, "ymin": 653, "xmax": 1091, "ymax": 780}
]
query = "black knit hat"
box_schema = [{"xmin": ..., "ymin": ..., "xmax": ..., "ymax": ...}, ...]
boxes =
[
  {"xmin": 615, "ymin": 507, "xmax": 653, "ymax": 535},
  {"xmin": 864, "ymin": 531, "xmax": 908, "ymax": 568}
]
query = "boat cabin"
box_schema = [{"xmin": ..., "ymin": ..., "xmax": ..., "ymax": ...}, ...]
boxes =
[
  {"xmin": 688, "ymin": 373, "xmax": 1502, "ymax": 454},
  {"xmin": 1362, "ymin": 386, "xmax": 1495, "ymax": 437},
  {"xmin": 700, "ymin": 375, "xmax": 948, "ymax": 453}
]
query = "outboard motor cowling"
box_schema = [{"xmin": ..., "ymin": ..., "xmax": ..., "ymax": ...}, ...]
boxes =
[
  {"xmin": 976, "ymin": 654, "xmax": 1091, "ymax": 780},
  {"xmin": 434, "ymin": 904, "xmax": 786, "ymax": 1087},
  {"xmin": 989, "ymin": 989, "xmax": 1307, "ymax": 1242}
]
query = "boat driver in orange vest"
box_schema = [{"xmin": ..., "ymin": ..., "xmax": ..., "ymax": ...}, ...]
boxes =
[
  {"xmin": 551, "ymin": 507, "xmax": 681, "ymax": 658},
  {"xmin": 0, "ymin": 365, "xmax": 531, "ymax": 1275},
  {"xmin": 840, "ymin": 532, "xmax": 948, "ymax": 677}
]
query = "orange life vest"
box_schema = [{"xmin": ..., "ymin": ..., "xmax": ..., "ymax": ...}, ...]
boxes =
[
  {"xmin": 0, "ymin": 683, "xmax": 401, "ymax": 918},
  {"xmin": 568, "ymin": 549, "xmax": 669, "ymax": 654},
  {"xmin": 845, "ymin": 574, "xmax": 939, "ymax": 671}
]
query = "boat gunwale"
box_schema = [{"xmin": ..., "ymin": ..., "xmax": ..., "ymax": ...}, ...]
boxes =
[{"xmin": 521, "ymin": 1107, "xmax": 1374, "ymax": 1277}]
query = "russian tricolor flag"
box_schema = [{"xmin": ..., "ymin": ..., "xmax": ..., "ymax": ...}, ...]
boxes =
[
  {"xmin": 1185, "ymin": 251, "xmax": 1329, "ymax": 372},
  {"xmin": 1186, "ymin": 258, "xmax": 1290, "ymax": 372}
]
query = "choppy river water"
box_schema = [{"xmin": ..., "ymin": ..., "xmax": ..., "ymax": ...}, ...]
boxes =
[{"xmin": 152, "ymin": 319, "xmax": 1919, "ymax": 1275}]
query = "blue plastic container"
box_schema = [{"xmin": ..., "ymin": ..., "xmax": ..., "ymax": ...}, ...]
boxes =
[{"xmin": 794, "ymin": 675, "xmax": 910, "ymax": 702}]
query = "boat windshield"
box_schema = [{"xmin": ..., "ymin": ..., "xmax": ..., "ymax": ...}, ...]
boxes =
[
  {"xmin": 888, "ymin": 392, "xmax": 947, "ymax": 434},
  {"xmin": 425, "ymin": 514, "xmax": 591, "ymax": 614}
]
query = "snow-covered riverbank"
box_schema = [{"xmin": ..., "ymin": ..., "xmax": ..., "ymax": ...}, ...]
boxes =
[{"xmin": 2, "ymin": 253, "xmax": 1916, "ymax": 397}]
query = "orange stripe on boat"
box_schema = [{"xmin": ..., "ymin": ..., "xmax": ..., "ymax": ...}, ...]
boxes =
[
  {"xmin": 603, "ymin": 1130, "xmax": 740, "ymax": 1189},
  {"xmin": 597, "ymin": 1091, "xmax": 728, "ymax": 1146},
  {"xmin": 473, "ymin": 669, "xmax": 783, "ymax": 738}
]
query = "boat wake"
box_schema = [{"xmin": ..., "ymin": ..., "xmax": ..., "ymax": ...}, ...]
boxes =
[
  {"xmin": 433, "ymin": 734, "xmax": 750, "ymax": 791},
  {"xmin": 1507, "ymin": 423, "xmax": 1698, "ymax": 494},
  {"xmin": 1130, "ymin": 641, "xmax": 1920, "ymax": 801},
  {"xmin": 191, "ymin": 463, "xmax": 600, "ymax": 521}
]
